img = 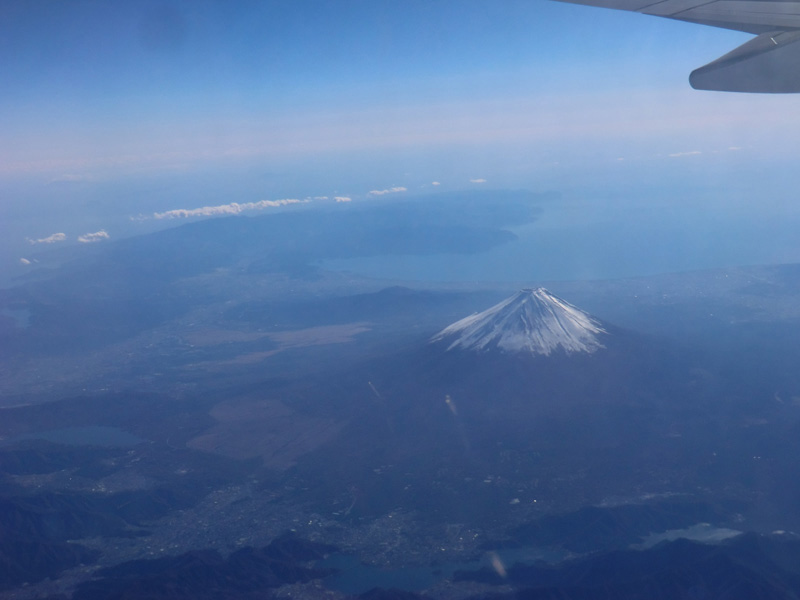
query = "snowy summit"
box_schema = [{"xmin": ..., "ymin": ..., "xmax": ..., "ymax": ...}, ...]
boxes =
[{"xmin": 431, "ymin": 288, "xmax": 607, "ymax": 356}]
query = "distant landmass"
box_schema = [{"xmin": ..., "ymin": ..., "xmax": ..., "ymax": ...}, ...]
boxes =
[{"xmin": 4, "ymin": 197, "xmax": 800, "ymax": 598}]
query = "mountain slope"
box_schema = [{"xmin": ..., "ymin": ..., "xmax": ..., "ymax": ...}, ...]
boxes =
[{"xmin": 430, "ymin": 288, "xmax": 606, "ymax": 355}]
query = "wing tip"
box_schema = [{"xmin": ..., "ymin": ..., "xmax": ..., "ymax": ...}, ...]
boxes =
[
  {"xmin": 690, "ymin": 66, "xmax": 800, "ymax": 93},
  {"xmin": 689, "ymin": 32, "xmax": 800, "ymax": 93}
]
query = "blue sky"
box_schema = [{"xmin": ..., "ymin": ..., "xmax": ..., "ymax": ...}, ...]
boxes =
[
  {"xmin": 3, "ymin": 0, "xmax": 800, "ymax": 282},
  {"xmin": 0, "ymin": 0, "xmax": 753, "ymax": 178}
]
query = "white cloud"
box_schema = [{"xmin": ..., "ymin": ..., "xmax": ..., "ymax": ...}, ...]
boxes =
[
  {"xmin": 312, "ymin": 196, "xmax": 329, "ymax": 200},
  {"xmin": 19, "ymin": 258, "xmax": 31, "ymax": 265},
  {"xmin": 152, "ymin": 198, "xmax": 307, "ymax": 219},
  {"xmin": 78, "ymin": 230, "xmax": 110, "ymax": 243},
  {"xmin": 728, "ymin": 146, "xmax": 742, "ymax": 151},
  {"xmin": 335, "ymin": 196, "xmax": 352, "ymax": 202},
  {"xmin": 668, "ymin": 150, "xmax": 702, "ymax": 158},
  {"xmin": 27, "ymin": 232, "xmax": 67, "ymax": 245},
  {"xmin": 469, "ymin": 178, "xmax": 487, "ymax": 183},
  {"xmin": 431, "ymin": 181, "xmax": 441, "ymax": 186},
  {"xmin": 368, "ymin": 187, "xmax": 407, "ymax": 196}
]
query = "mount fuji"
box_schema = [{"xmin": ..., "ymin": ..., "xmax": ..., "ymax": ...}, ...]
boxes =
[
  {"xmin": 430, "ymin": 288, "xmax": 607, "ymax": 355},
  {"xmin": 284, "ymin": 287, "xmax": 714, "ymax": 523}
]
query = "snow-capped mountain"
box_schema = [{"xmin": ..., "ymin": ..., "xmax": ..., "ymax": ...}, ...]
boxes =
[{"xmin": 431, "ymin": 288, "xmax": 607, "ymax": 355}]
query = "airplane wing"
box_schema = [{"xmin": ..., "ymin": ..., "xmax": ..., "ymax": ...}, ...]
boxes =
[{"xmin": 553, "ymin": 0, "xmax": 800, "ymax": 92}]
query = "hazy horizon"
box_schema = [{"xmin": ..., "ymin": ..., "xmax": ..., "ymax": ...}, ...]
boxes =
[{"xmin": 4, "ymin": 1, "xmax": 800, "ymax": 285}]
